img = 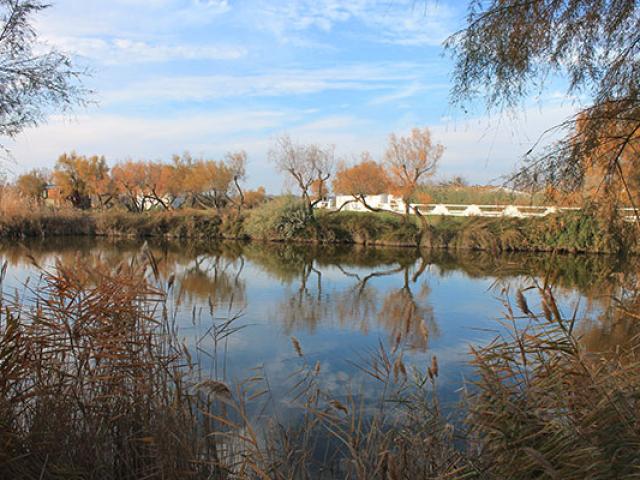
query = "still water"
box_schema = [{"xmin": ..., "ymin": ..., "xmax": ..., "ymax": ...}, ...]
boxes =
[{"xmin": 0, "ymin": 237, "xmax": 626, "ymax": 412}]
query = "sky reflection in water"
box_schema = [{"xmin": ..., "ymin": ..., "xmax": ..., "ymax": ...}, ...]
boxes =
[{"xmin": 0, "ymin": 238, "xmax": 624, "ymax": 415}]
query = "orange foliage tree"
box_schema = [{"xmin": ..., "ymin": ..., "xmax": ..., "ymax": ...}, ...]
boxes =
[
  {"xmin": 111, "ymin": 153, "xmax": 247, "ymax": 213},
  {"xmin": 332, "ymin": 153, "xmax": 391, "ymax": 210},
  {"xmin": 111, "ymin": 160, "xmax": 150, "ymax": 212},
  {"xmin": 53, "ymin": 153, "xmax": 112, "ymax": 209},
  {"xmin": 111, "ymin": 160, "xmax": 181, "ymax": 212},
  {"xmin": 383, "ymin": 128, "xmax": 443, "ymax": 233},
  {"xmin": 180, "ymin": 156, "xmax": 233, "ymax": 210},
  {"xmin": 243, "ymin": 187, "xmax": 267, "ymax": 209},
  {"xmin": 16, "ymin": 169, "xmax": 49, "ymax": 205},
  {"xmin": 577, "ymin": 113, "xmax": 640, "ymax": 209}
]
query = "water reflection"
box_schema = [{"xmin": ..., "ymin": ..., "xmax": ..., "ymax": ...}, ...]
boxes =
[{"xmin": 0, "ymin": 237, "xmax": 635, "ymax": 404}]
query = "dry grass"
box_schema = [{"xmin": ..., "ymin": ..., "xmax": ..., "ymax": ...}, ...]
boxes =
[
  {"xmin": 0, "ymin": 186, "xmax": 32, "ymax": 216},
  {"xmin": 463, "ymin": 282, "xmax": 640, "ymax": 479}
]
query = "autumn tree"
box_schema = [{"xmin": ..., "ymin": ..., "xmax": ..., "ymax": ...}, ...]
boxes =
[
  {"xmin": 332, "ymin": 152, "xmax": 391, "ymax": 210},
  {"xmin": 578, "ymin": 114, "xmax": 640, "ymax": 208},
  {"xmin": 384, "ymin": 127, "xmax": 443, "ymax": 223},
  {"xmin": 53, "ymin": 152, "xmax": 110, "ymax": 209},
  {"xmin": 111, "ymin": 160, "xmax": 178, "ymax": 212},
  {"xmin": 111, "ymin": 160, "xmax": 148, "ymax": 212},
  {"xmin": 447, "ymin": 0, "xmax": 640, "ymax": 212},
  {"xmin": 16, "ymin": 168, "xmax": 49, "ymax": 204},
  {"xmin": 0, "ymin": 1, "xmax": 86, "ymax": 144},
  {"xmin": 243, "ymin": 186, "xmax": 267, "ymax": 209},
  {"xmin": 143, "ymin": 161, "xmax": 178, "ymax": 210},
  {"xmin": 270, "ymin": 135, "xmax": 334, "ymax": 216},
  {"xmin": 191, "ymin": 160, "xmax": 233, "ymax": 210}
]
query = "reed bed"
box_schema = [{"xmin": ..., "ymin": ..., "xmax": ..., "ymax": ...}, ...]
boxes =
[{"xmin": 0, "ymin": 249, "xmax": 638, "ymax": 478}]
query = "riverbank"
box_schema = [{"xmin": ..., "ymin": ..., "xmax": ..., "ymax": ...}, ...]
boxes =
[{"xmin": 0, "ymin": 204, "xmax": 636, "ymax": 254}]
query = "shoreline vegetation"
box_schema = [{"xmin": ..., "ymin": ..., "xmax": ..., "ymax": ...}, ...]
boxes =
[{"xmin": 0, "ymin": 199, "xmax": 636, "ymax": 255}]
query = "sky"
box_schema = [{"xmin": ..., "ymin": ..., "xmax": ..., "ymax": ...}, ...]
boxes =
[{"xmin": 7, "ymin": 0, "xmax": 579, "ymax": 192}]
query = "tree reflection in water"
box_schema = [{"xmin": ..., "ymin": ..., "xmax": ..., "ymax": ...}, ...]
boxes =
[{"xmin": 0, "ymin": 237, "xmax": 637, "ymax": 358}]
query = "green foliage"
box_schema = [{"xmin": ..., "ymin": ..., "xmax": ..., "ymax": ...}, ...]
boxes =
[
  {"xmin": 431, "ymin": 210, "xmax": 633, "ymax": 254},
  {"xmin": 317, "ymin": 210, "xmax": 419, "ymax": 246},
  {"xmin": 244, "ymin": 196, "xmax": 314, "ymax": 240},
  {"xmin": 95, "ymin": 210, "xmax": 224, "ymax": 239},
  {"xmin": 420, "ymin": 184, "xmax": 546, "ymax": 205}
]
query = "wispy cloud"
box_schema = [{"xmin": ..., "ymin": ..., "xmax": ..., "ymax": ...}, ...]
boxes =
[
  {"xmin": 254, "ymin": 0, "xmax": 461, "ymax": 46},
  {"xmin": 44, "ymin": 35, "xmax": 247, "ymax": 64},
  {"xmin": 9, "ymin": 109, "xmax": 287, "ymax": 166},
  {"xmin": 102, "ymin": 63, "xmax": 427, "ymax": 103},
  {"xmin": 368, "ymin": 82, "xmax": 448, "ymax": 105},
  {"xmin": 35, "ymin": 0, "xmax": 239, "ymax": 64}
]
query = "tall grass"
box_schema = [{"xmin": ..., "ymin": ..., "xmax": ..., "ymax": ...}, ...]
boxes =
[{"xmin": 464, "ymin": 282, "xmax": 640, "ymax": 478}]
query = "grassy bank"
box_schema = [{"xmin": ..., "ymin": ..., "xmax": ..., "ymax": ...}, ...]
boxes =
[
  {"xmin": 0, "ymin": 209, "xmax": 243, "ymax": 240},
  {"xmin": 0, "ymin": 199, "xmax": 636, "ymax": 254}
]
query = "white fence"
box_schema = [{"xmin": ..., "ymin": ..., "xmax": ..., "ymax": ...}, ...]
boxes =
[
  {"xmin": 412, "ymin": 204, "xmax": 577, "ymax": 218},
  {"xmin": 316, "ymin": 197, "xmax": 640, "ymax": 221}
]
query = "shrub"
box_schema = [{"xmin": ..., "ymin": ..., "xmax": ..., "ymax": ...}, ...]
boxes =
[{"xmin": 244, "ymin": 196, "xmax": 314, "ymax": 240}]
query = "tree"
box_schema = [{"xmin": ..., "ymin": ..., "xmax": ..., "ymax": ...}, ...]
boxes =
[
  {"xmin": 446, "ymin": 0, "xmax": 640, "ymax": 210},
  {"xmin": 16, "ymin": 168, "xmax": 48, "ymax": 203},
  {"xmin": 140, "ymin": 161, "xmax": 179, "ymax": 211},
  {"xmin": 111, "ymin": 160, "xmax": 148, "ymax": 212},
  {"xmin": 53, "ymin": 152, "xmax": 109, "ymax": 209},
  {"xmin": 190, "ymin": 159, "xmax": 233, "ymax": 210},
  {"xmin": 224, "ymin": 150, "xmax": 247, "ymax": 212},
  {"xmin": 577, "ymin": 114, "xmax": 640, "ymax": 207},
  {"xmin": 443, "ymin": 176, "xmax": 468, "ymax": 188},
  {"xmin": 111, "ymin": 160, "xmax": 176, "ymax": 212},
  {"xmin": 0, "ymin": 0, "xmax": 86, "ymax": 143},
  {"xmin": 332, "ymin": 153, "xmax": 391, "ymax": 210},
  {"xmin": 384, "ymin": 127, "xmax": 443, "ymax": 221},
  {"xmin": 270, "ymin": 135, "xmax": 334, "ymax": 216}
]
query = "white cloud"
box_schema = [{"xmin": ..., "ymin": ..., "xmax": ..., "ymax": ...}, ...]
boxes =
[
  {"xmin": 7, "ymin": 102, "xmax": 580, "ymax": 193},
  {"xmin": 8, "ymin": 109, "xmax": 285, "ymax": 167},
  {"xmin": 255, "ymin": 0, "xmax": 460, "ymax": 46},
  {"xmin": 43, "ymin": 35, "xmax": 246, "ymax": 64},
  {"xmin": 368, "ymin": 82, "xmax": 448, "ymax": 105},
  {"xmin": 102, "ymin": 62, "xmax": 427, "ymax": 103},
  {"xmin": 34, "ymin": 0, "xmax": 239, "ymax": 64},
  {"xmin": 430, "ymin": 104, "xmax": 579, "ymax": 183}
]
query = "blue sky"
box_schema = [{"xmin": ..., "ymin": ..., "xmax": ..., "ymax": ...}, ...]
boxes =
[{"xmin": 8, "ymin": 0, "xmax": 578, "ymax": 192}]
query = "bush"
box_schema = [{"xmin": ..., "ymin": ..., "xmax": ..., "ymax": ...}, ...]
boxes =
[{"xmin": 244, "ymin": 196, "xmax": 314, "ymax": 240}]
